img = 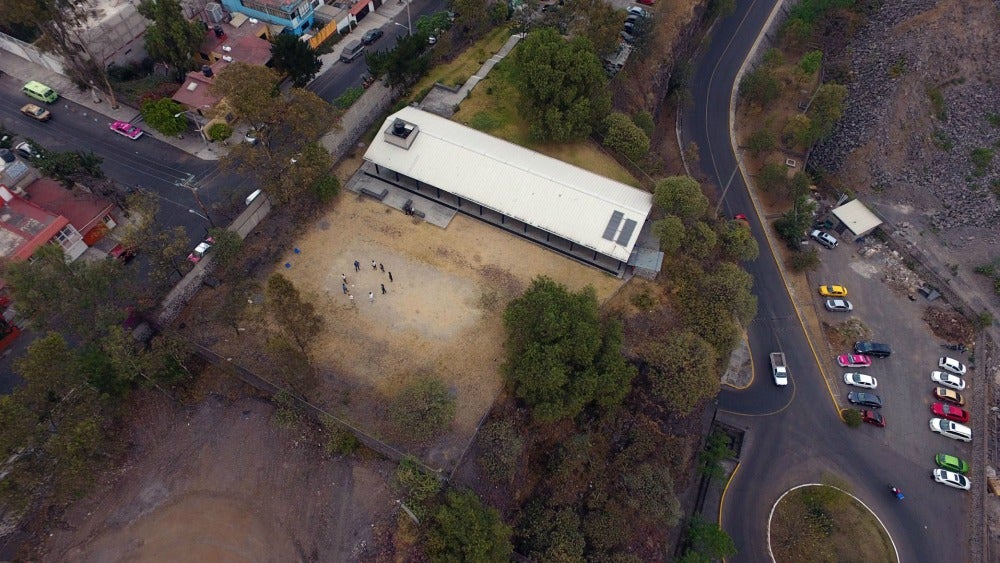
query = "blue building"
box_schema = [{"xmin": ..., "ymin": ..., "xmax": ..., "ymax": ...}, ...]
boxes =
[{"xmin": 220, "ymin": 0, "xmax": 316, "ymax": 35}]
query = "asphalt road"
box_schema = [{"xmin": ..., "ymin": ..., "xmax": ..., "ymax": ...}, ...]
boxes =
[
  {"xmin": 308, "ymin": 0, "xmax": 445, "ymax": 103},
  {"xmin": 681, "ymin": 2, "xmax": 966, "ymax": 561}
]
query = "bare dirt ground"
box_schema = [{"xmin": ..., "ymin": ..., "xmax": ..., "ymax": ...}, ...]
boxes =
[
  {"xmin": 38, "ymin": 379, "xmax": 395, "ymax": 562},
  {"xmin": 192, "ymin": 191, "xmax": 622, "ymax": 472}
]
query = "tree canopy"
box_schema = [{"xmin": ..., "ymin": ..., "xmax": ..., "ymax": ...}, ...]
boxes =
[
  {"xmin": 643, "ymin": 331, "xmax": 719, "ymax": 415},
  {"xmin": 140, "ymin": 98, "xmax": 189, "ymax": 136},
  {"xmin": 139, "ymin": 0, "xmax": 205, "ymax": 80},
  {"xmin": 502, "ymin": 277, "xmax": 635, "ymax": 423},
  {"xmin": 512, "ymin": 28, "xmax": 611, "ymax": 142},
  {"xmin": 653, "ymin": 176, "xmax": 709, "ymax": 221},
  {"xmin": 365, "ymin": 32, "xmax": 432, "ymax": 87},
  {"xmin": 265, "ymin": 273, "xmax": 324, "ymax": 353},
  {"xmin": 425, "ymin": 489, "xmax": 513, "ymax": 562},
  {"xmin": 603, "ymin": 112, "xmax": 650, "ymax": 162},
  {"xmin": 271, "ymin": 33, "xmax": 323, "ymax": 87}
]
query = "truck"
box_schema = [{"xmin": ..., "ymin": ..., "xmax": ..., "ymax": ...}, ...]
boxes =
[{"xmin": 770, "ymin": 352, "xmax": 788, "ymax": 386}]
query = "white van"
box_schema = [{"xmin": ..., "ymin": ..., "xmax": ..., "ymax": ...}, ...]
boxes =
[
  {"xmin": 340, "ymin": 40, "xmax": 365, "ymax": 63},
  {"xmin": 929, "ymin": 418, "xmax": 972, "ymax": 442}
]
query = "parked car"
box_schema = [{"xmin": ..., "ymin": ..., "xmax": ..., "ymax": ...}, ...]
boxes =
[
  {"xmin": 847, "ymin": 391, "xmax": 882, "ymax": 408},
  {"xmin": 933, "ymin": 468, "xmax": 970, "ymax": 491},
  {"xmin": 187, "ymin": 236, "xmax": 215, "ymax": 263},
  {"xmin": 931, "ymin": 371, "xmax": 966, "ymax": 391},
  {"xmin": 810, "ymin": 229, "xmax": 839, "ymax": 248},
  {"xmin": 14, "ymin": 141, "xmax": 40, "ymax": 159},
  {"xmin": 819, "ymin": 285, "xmax": 848, "ymax": 297},
  {"xmin": 825, "ymin": 299, "xmax": 853, "ymax": 312},
  {"xmin": 637, "ymin": 0, "xmax": 655, "ymax": 5},
  {"xmin": 20, "ymin": 103, "xmax": 51, "ymax": 122},
  {"xmin": 838, "ymin": 354, "xmax": 872, "ymax": 368},
  {"xmin": 929, "ymin": 418, "xmax": 972, "ymax": 442},
  {"xmin": 620, "ymin": 30, "xmax": 636, "ymax": 43},
  {"xmin": 109, "ymin": 243, "xmax": 137, "ymax": 264},
  {"xmin": 931, "ymin": 402, "xmax": 969, "ymax": 423},
  {"xmin": 627, "ymin": 6, "xmax": 650, "ymax": 17},
  {"xmin": 110, "ymin": 120, "xmax": 143, "ymax": 140},
  {"xmin": 935, "ymin": 453, "xmax": 970, "ymax": 474},
  {"xmin": 362, "ymin": 28, "xmax": 384, "ymax": 45},
  {"xmin": 938, "ymin": 356, "xmax": 967, "ymax": 375},
  {"xmin": 933, "ymin": 387, "xmax": 966, "ymax": 406},
  {"xmin": 854, "ymin": 341, "xmax": 892, "ymax": 358},
  {"xmin": 860, "ymin": 409, "xmax": 885, "ymax": 427},
  {"xmin": 843, "ymin": 373, "xmax": 877, "ymax": 389}
]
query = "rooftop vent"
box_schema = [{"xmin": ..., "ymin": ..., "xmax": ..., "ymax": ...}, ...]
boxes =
[
  {"xmin": 186, "ymin": 82, "xmax": 199, "ymax": 91},
  {"xmin": 384, "ymin": 118, "xmax": 419, "ymax": 149},
  {"xmin": 0, "ymin": 149, "xmax": 13, "ymax": 164},
  {"xmin": 202, "ymin": 65, "xmax": 214, "ymax": 78},
  {"xmin": 249, "ymin": 17, "xmax": 259, "ymax": 24},
  {"xmin": 222, "ymin": 45, "xmax": 232, "ymax": 52},
  {"xmin": 213, "ymin": 24, "xmax": 224, "ymax": 38},
  {"xmin": 206, "ymin": 2, "xmax": 225, "ymax": 23},
  {"xmin": 222, "ymin": 55, "xmax": 233, "ymax": 62}
]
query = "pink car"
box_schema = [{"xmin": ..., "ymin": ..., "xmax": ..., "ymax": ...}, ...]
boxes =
[
  {"xmin": 110, "ymin": 120, "xmax": 143, "ymax": 140},
  {"xmin": 187, "ymin": 237, "xmax": 215, "ymax": 263},
  {"xmin": 837, "ymin": 354, "xmax": 872, "ymax": 368}
]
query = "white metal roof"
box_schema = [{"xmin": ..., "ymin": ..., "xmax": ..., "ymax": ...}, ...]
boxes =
[
  {"xmin": 363, "ymin": 107, "xmax": 653, "ymax": 262},
  {"xmin": 832, "ymin": 199, "xmax": 882, "ymax": 236}
]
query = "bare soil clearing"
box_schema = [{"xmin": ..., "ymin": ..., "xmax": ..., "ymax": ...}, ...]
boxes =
[{"xmin": 39, "ymin": 389, "xmax": 394, "ymax": 562}]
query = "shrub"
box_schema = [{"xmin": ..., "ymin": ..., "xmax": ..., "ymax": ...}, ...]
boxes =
[
  {"xmin": 789, "ymin": 247, "xmax": 820, "ymax": 272},
  {"xmin": 747, "ymin": 129, "xmax": 776, "ymax": 157},
  {"xmin": 757, "ymin": 162, "xmax": 788, "ymax": 193},
  {"xmin": 271, "ymin": 390, "xmax": 303, "ymax": 428},
  {"xmin": 476, "ymin": 419, "xmax": 523, "ymax": 484},
  {"xmin": 633, "ymin": 110, "xmax": 655, "ymax": 137},
  {"xmin": 388, "ymin": 377, "xmax": 456, "ymax": 441},
  {"xmin": 395, "ymin": 456, "xmax": 441, "ymax": 518},
  {"xmin": 798, "ymin": 50, "xmax": 823, "ymax": 75},
  {"xmin": 842, "ymin": 409, "xmax": 862, "ymax": 427},
  {"xmin": 333, "ymin": 86, "xmax": 364, "ymax": 109},
  {"xmin": 603, "ymin": 112, "xmax": 650, "ymax": 162},
  {"xmin": 320, "ymin": 414, "xmax": 360, "ymax": 455},
  {"xmin": 970, "ymin": 147, "xmax": 995, "ymax": 176},
  {"xmin": 740, "ymin": 66, "xmax": 781, "ymax": 107},
  {"xmin": 312, "ymin": 175, "xmax": 340, "ymax": 202},
  {"xmin": 207, "ymin": 122, "xmax": 233, "ymax": 142}
]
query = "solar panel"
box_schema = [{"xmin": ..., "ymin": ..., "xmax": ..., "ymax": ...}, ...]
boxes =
[
  {"xmin": 617, "ymin": 219, "xmax": 637, "ymax": 245},
  {"xmin": 602, "ymin": 211, "xmax": 624, "ymax": 240}
]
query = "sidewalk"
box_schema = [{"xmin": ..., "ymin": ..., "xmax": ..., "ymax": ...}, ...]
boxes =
[
  {"xmin": 313, "ymin": 2, "xmax": 413, "ymax": 76},
  {"xmin": 0, "ymin": 52, "xmax": 220, "ymax": 160}
]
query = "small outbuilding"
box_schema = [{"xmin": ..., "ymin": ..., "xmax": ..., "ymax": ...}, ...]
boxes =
[{"xmin": 831, "ymin": 199, "xmax": 882, "ymax": 239}]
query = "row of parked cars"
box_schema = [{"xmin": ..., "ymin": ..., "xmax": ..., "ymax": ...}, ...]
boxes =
[{"xmin": 820, "ymin": 283, "xmax": 974, "ymax": 492}]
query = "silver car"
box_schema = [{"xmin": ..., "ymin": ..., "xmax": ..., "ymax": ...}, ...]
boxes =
[
  {"xmin": 825, "ymin": 299, "xmax": 853, "ymax": 312},
  {"xmin": 810, "ymin": 229, "xmax": 838, "ymax": 248}
]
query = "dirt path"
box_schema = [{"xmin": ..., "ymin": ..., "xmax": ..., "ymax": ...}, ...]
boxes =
[{"xmin": 40, "ymin": 392, "xmax": 394, "ymax": 562}]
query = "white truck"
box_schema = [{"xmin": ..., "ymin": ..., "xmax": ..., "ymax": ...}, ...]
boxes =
[{"xmin": 770, "ymin": 352, "xmax": 788, "ymax": 386}]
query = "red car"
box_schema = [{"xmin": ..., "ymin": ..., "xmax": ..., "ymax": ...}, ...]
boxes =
[
  {"xmin": 837, "ymin": 354, "xmax": 872, "ymax": 368},
  {"xmin": 861, "ymin": 409, "xmax": 885, "ymax": 427},
  {"xmin": 932, "ymin": 402, "xmax": 969, "ymax": 423},
  {"xmin": 637, "ymin": 0, "xmax": 655, "ymax": 4}
]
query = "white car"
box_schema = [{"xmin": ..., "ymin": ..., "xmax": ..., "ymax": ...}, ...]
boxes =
[
  {"xmin": 938, "ymin": 356, "xmax": 967, "ymax": 375},
  {"xmin": 843, "ymin": 373, "xmax": 877, "ymax": 389},
  {"xmin": 931, "ymin": 371, "xmax": 966, "ymax": 391},
  {"xmin": 933, "ymin": 468, "xmax": 970, "ymax": 491},
  {"xmin": 929, "ymin": 418, "xmax": 972, "ymax": 442},
  {"xmin": 627, "ymin": 6, "xmax": 649, "ymax": 17},
  {"xmin": 825, "ymin": 299, "xmax": 853, "ymax": 312}
]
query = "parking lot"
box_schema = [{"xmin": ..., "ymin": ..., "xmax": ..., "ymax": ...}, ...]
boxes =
[{"xmin": 806, "ymin": 234, "xmax": 975, "ymax": 493}]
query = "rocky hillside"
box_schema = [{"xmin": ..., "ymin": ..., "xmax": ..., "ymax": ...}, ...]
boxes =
[{"xmin": 810, "ymin": 0, "xmax": 1000, "ymax": 263}]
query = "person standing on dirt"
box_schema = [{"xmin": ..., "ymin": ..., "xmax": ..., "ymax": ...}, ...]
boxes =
[
  {"xmin": 368, "ymin": 291, "xmax": 375, "ymax": 303},
  {"xmin": 381, "ymin": 283, "xmax": 386, "ymax": 295},
  {"xmin": 354, "ymin": 260, "xmax": 360, "ymax": 272},
  {"xmin": 371, "ymin": 260, "xmax": 377, "ymax": 270}
]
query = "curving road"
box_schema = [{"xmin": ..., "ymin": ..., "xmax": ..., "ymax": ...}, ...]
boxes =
[{"xmin": 680, "ymin": 1, "xmax": 962, "ymax": 561}]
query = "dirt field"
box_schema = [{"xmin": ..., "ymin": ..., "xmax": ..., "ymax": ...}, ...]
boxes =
[
  {"xmin": 39, "ymin": 388, "xmax": 395, "ymax": 562},
  {"xmin": 201, "ymin": 191, "xmax": 622, "ymax": 471}
]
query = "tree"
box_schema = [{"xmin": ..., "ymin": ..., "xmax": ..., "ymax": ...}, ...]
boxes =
[
  {"xmin": 682, "ymin": 221, "xmax": 718, "ymax": 260},
  {"xmin": 698, "ymin": 429, "xmax": 735, "ymax": 481},
  {"xmin": 654, "ymin": 176, "xmax": 709, "ymax": 221},
  {"xmin": 502, "ymin": 277, "xmax": 636, "ymax": 423},
  {"xmin": 450, "ymin": 0, "xmax": 499, "ymax": 43},
  {"xmin": 207, "ymin": 122, "xmax": 233, "ymax": 142},
  {"xmin": 679, "ymin": 517, "xmax": 738, "ymax": 562},
  {"xmin": 426, "ymin": 489, "xmax": 513, "ymax": 563},
  {"xmin": 32, "ymin": 148, "xmax": 104, "ymax": 187},
  {"xmin": 782, "ymin": 114, "xmax": 815, "ymax": 148},
  {"xmin": 146, "ymin": 226, "xmax": 196, "ymax": 288},
  {"xmin": 513, "ymin": 28, "xmax": 611, "ymax": 142},
  {"xmin": 567, "ymin": 0, "xmax": 623, "ymax": 57},
  {"xmin": 388, "ymin": 377, "xmax": 456, "ymax": 441},
  {"xmin": 265, "ymin": 273, "xmax": 324, "ymax": 352},
  {"xmin": 633, "ymin": 110, "xmax": 655, "ymax": 137},
  {"xmin": 619, "ymin": 462, "xmax": 682, "ymax": 526},
  {"xmin": 747, "ymin": 129, "xmax": 776, "ymax": 157},
  {"xmin": 274, "ymin": 142, "xmax": 335, "ymax": 204},
  {"xmin": 206, "ymin": 228, "xmax": 243, "ymax": 270},
  {"xmin": 756, "ymin": 161, "xmax": 788, "ymax": 193},
  {"xmin": 2, "ymin": 245, "xmax": 133, "ymax": 342},
  {"xmin": 721, "ymin": 222, "xmax": 760, "ymax": 262},
  {"xmin": 211, "ymin": 63, "xmax": 283, "ymax": 127},
  {"xmin": 141, "ymin": 98, "xmax": 189, "ymax": 136},
  {"xmin": 366, "ymin": 32, "xmax": 432, "ymax": 87},
  {"xmin": 653, "ymin": 215, "xmax": 686, "ymax": 254},
  {"xmin": 644, "ymin": 331, "xmax": 718, "ymax": 415},
  {"xmin": 739, "ymin": 66, "xmax": 781, "ymax": 107},
  {"xmin": 773, "ymin": 195, "xmax": 816, "ymax": 249},
  {"xmin": 138, "ymin": 0, "xmax": 205, "ymax": 80},
  {"xmin": 395, "ymin": 455, "xmax": 442, "ymax": 518},
  {"xmin": 476, "ymin": 419, "xmax": 524, "ymax": 484},
  {"xmin": 807, "ymin": 83, "xmax": 848, "ymax": 140},
  {"xmin": 518, "ymin": 501, "xmax": 586, "ymax": 561},
  {"xmin": 603, "ymin": 112, "xmax": 650, "ymax": 162},
  {"xmin": 798, "ymin": 50, "xmax": 822, "ymax": 75},
  {"xmin": 1, "ymin": 0, "xmax": 119, "ymax": 107},
  {"xmin": 271, "ymin": 33, "xmax": 323, "ymax": 87}
]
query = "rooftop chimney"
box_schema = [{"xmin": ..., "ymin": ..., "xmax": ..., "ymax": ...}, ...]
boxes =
[
  {"xmin": 384, "ymin": 118, "xmax": 419, "ymax": 149},
  {"xmin": 213, "ymin": 24, "xmax": 224, "ymax": 38},
  {"xmin": 202, "ymin": 65, "xmax": 214, "ymax": 78}
]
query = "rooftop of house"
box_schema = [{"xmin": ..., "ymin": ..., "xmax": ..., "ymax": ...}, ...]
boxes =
[
  {"xmin": 172, "ymin": 62, "xmax": 226, "ymax": 109},
  {"xmin": 201, "ymin": 14, "xmax": 272, "ymax": 65},
  {"xmin": 24, "ymin": 178, "xmax": 114, "ymax": 234},
  {"xmin": 0, "ymin": 188, "xmax": 69, "ymax": 261},
  {"xmin": 246, "ymin": 0, "xmax": 308, "ymax": 10}
]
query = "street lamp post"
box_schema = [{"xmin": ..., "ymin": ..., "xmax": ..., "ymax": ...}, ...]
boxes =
[
  {"xmin": 187, "ymin": 187, "xmax": 216, "ymax": 228},
  {"xmin": 173, "ymin": 110, "xmax": 211, "ymax": 152}
]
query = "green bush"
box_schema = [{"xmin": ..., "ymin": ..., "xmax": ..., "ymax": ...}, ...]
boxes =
[
  {"xmin": 799, "ymin": 50, "xmax": 823, "ymax": 75},
  {"xmin": 739, "ymin": 66, "xmax": 781, "ymax": 107},
  {"xmin": 789, "ymin": 248, "xmax": 821, "ymax": 272},
  {"xmin": 395, "ymin": 456, "xmax": 441, "ymax": 518},
  {"xmin": 320, "ymin": 414, "xmax": 360, "ymax": 455},
  {"xmin": 633, "ymin": 110, "xmax": 655, "ymax": 137},
  {"xmin": 970, "ymin": 147, "xmax": 995, "ymax": 176},
  {"xmin": 747, "ymin": 129, "xmax": 776, "ymax": 157},
  {"xmin": 333, "ymin": 86, "xmax": 364, "ymax": 109},
  {"xmin": 271, "ymin": 390, "xmax": 303, "ymax": 428},
  {"xmin": 476, "ymin": 419, "xmax": 523, "ymax": 484},
  {"xmin": 312, "ymin": 175, "xmax": 340, "ymax": 202},
  {"xmin": 842, "ymin": 409, "xmax": 862, "ymax": 428},
  {"xmin": 207, "ymin": 122, "xmax": 233, "ymax": 142},
  {"xmin": 603, "ymin": 112, "xmax": 650, "ymax": 162}
]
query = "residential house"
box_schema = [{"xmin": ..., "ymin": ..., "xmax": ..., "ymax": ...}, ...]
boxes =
[
  {"xmin": 24, "ymin": 178, "xmax": 118, "ymax": 251},
  {"xmin": 220, "ymin": 0, "xmax": 317, "ymax": 35},
  {"xmin": 0, "ymin": 185, "xmax": 85, "ymax": 262}
]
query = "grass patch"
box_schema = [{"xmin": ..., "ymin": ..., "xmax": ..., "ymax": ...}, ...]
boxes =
[
  {"xmin": 926, "ymin": 85, "xmax": 947, "ymax": 121},
  {"xmin": 111, "ymin": 74, "xmax": 178, "ymax": 106},
  {"xmin": 987, "ymin": 112, "xmax": 1000, "ymax": 128},
  {"xmin": 771, "ymin": 485, "xmax": 896, "ymax": 563},
  {"xmin": 407, "ymin": 26, "xmax": 513, "ymax": 102},
  {"xmin": 970, "ymin": 147, "xmax": 995, "ymax": 176},
  {"xmin": 931, "ymin": 129, "xmax": 953, "ymax": 152},
  {"xmin": 334, "ymin": 86, "xmax": 364, "ymax": 109}
]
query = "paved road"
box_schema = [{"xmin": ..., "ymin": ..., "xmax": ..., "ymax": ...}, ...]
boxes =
[{"xmin": 681, "ymin": 1, "xmax": 965, "ymax": 561}]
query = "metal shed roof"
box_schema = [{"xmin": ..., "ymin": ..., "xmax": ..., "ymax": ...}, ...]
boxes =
[
  {"xmin": 363, "ymin": 107, "xmax": 653, "ymax": 262},
  {"xmin": 831, "ymin": 199, "xmax": 882, "ymax": 237}
]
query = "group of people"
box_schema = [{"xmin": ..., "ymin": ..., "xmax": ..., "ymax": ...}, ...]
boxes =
[{"xmin": 343, "ymin": 259, "xmax": 393, "ymax": 305}]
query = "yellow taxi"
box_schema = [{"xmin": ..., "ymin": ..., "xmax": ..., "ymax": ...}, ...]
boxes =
[
  {"xmin": 20, "ymin": 103, "xmax": 51, "ymax": 122},
  {"xmin": 818, "ymin": 285, "xmax": 848, "ymax": 297}
]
